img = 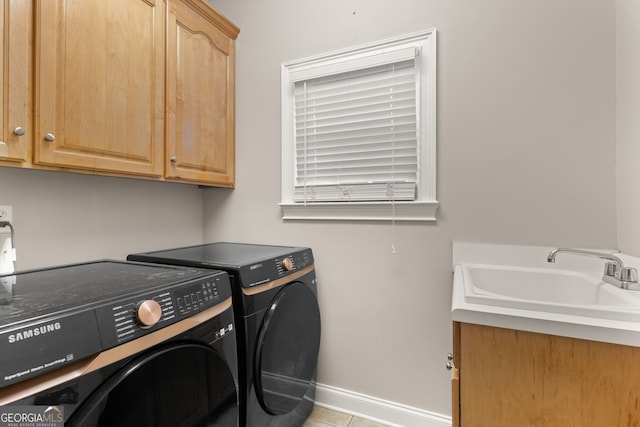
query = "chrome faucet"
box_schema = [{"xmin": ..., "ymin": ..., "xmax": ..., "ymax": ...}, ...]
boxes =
[{"xmin": 547, "ymin": 248, "xmax": 640, "ymax": 290}]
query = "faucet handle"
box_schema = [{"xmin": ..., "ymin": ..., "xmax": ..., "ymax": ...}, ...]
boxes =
[
  {"xmin": 604, "ymin": 262, "xmax": 619, "ymax": 277},
  {"xmin": 620, "ymin": 267, "xmax": 639, "ymax": 283}
]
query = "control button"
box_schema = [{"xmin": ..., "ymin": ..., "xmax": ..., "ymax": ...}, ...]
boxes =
[
  {"xmin": 282, "ymin": 257, "xmax": 294, "ymax": 271},
  {"xmin": 136, "ymin": 300, "xmax": 162, "ymax": 327}
]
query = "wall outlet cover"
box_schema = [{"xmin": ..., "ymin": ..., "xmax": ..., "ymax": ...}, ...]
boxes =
[{"xmin": 0, "ymin": 205, "xmax": 12, "ymax": 224}]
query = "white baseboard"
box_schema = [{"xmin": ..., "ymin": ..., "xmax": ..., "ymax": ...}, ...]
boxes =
[{"xmin": 314, "ymin": 383, "xmax": 452, "ymax": 427}]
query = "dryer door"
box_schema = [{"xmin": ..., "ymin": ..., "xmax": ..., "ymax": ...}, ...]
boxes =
[
  {"xmin": 255, "ymin": 282, "xmax": 321, "ymax": 415},
  {"xmin": 66, "ymin": 343, "xmax": 237, "ymax": 427}
]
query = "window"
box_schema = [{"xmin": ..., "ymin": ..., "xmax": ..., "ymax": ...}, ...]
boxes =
[{"xmin": 281, "ymin": 29, "xmax": 437, "ymax": 221}]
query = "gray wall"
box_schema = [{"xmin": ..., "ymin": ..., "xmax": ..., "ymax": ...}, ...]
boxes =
[
  {"xmin": 616, "ymin": 0, "xmax": 640, "ymax": 256},
  {"xmin": 204, "ymin": 0, "xmax": 617, "ymax": 416},
  {"xmin": 2, "ymin": 167, "xmax": 203, "ymax": 270}
]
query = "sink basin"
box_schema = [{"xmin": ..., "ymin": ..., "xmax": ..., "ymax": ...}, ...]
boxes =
[{"xmin": 461, "ymin": 264, "xmax": 640, "ymax": 321}]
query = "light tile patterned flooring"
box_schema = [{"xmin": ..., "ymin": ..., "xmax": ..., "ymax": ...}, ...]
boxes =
[{"xmin": 302, "ymin": 406, "xmax": 391, "ymax": 427}]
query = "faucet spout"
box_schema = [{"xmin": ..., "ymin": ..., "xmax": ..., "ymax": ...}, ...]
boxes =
[{"xmin": 547, "ymin": 248, "xmax": 624, "ymax": 269}]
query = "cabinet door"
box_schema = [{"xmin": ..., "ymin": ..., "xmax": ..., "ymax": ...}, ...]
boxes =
[
  {"xmin": 166, "ymin": 0, "xmax": 239, "ymax": 186},
  {"xmin": 451, "ymin": 322, "xmax": 460, "ymax": 427},
  {"xmin": 34, "ymin": 0, "xmax": 164, "ymax": 177},
  {"xmin": 0, "ymin": 0, "xmax": 31, "ymax": 165},
  {"xmin": 459, "ymin": 323, "xmax": 640, "ymax": 427}
]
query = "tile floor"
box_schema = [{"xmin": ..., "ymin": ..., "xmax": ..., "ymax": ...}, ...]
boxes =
[{"xmin": 302, "ymin": 406, "xmax": 391, "ymax": 427}]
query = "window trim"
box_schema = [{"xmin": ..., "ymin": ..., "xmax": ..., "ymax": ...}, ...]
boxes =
[{"xmin": 280, "ymin": 29, "xmax": 438, "ymax": 222}]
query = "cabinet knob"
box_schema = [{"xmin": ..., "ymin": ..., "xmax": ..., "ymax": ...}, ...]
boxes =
[
  {"xmin": 446, "ymin": 353, "xmax": 455, "ymax": 370},
  {"xmin": 44, "ymin": 133, "xmax": 56, "ymax": 142},
  {"xmin": 170, "ymin": 156, "xmax": 178, "ymax": 163},
  {"xmin": 13, "ymin": 127, "xmax": 25, "ymax": 136}
]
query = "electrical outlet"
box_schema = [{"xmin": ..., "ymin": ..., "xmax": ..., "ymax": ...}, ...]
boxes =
[
  {"xmin": 0, "ymin": 205, "xmax": 12, "ymax": 224},
  {"xmin": 0, "ymin": 205, "xmax": 14, "ymax": 273}
]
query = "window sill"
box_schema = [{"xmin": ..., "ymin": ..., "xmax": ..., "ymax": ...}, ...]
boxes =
[{"xmin": 280, "ymin": 201, "xmax": 438, "ymax": 222}]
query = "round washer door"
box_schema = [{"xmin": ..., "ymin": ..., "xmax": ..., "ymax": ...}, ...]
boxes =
[
  {"xmin": 255, "ymin": 282, "xmax": 321, "ymax": 415},
  {"xmin": 67, "ymin": 343, "xmax": 237, "ymax": 427}
]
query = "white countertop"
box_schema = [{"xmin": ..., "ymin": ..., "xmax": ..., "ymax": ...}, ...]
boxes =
[{"xmin": 452, "ymin": 242, "xmax": 640, "ymax": 347}]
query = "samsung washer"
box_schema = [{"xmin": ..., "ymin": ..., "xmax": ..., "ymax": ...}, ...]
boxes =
[
  {"xmin": 0, "ymin": 260, "xmax": 239, "ymax": 426},
  {"xmin": 129, "ymin": 242, "xmax": 321, "ymax": 427}
]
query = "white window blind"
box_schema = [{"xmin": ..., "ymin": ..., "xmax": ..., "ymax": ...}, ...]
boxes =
[
  {"xmin": 281, "ymin": 29, "xmax": 438, "ymax": 221},
  {"xmin": 293, "ymin": 53, "xmax": 419, "ymax": 203}
]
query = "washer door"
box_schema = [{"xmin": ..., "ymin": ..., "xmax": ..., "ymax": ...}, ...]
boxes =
[
  {"xmin": 66, "ymin": 343, "xmax": 237, "ymax": 427},
  {"xmin": 255, "ymin": 282, "xmax": 321, "ymax": 415}
]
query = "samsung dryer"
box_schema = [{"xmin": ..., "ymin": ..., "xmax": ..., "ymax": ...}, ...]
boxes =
[
  {"xmin": 129, "ymin": 242, "xmax": 321, "ymax": 427},
  {"xmin": 0, "ymin": 260, "xmax": 239, "ymax": 426}
]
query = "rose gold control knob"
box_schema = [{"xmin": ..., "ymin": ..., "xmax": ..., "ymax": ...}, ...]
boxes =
[
  {"xmin": 136, "ymin": 300, "xmax": 162, "ymax": 327},
  {"xmin": 282, "ymin": 257, "xmax": 293, "ymax": 271}
]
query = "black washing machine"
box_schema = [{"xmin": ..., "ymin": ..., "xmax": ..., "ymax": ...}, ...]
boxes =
[
  {"xmin": 128, "ymin": 242, "xmax": 321, "ymax": 427},
  {"xmin": 0, "ymin": 260, "xmax": 239, "ymax": 426}
]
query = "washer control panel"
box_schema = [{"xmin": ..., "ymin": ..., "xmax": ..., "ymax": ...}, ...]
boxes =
[
  {"xmin": 275, "ymin": 249, "xmax": 313, "ymax": 278},
  {"xmin": 240, "ymin": 248, "xmax": 314, "ymax": 288},
  {"xmin": 277, "ymin": 257, "xmax": 295, "ymax": 274},
  {"xmin": 175, "ymin": 280, "xmax": 220, "ymax": 315},
  {"xmin": 95, "ymin": 271, "xmax": 230, "ymax": 349}
]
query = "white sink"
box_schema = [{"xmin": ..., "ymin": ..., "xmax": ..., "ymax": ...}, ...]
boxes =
[{"xmin": 461, "ymin": 264, "xmax": 640, "ymax": 321}]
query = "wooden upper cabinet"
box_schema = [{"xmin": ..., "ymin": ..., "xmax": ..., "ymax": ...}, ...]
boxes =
[
  {"xmin": 166, "ymin": 0, "xmax": 239, "ymax": 187},
  {"xmin": 34, "ymin": 0, "xmax": 164, "ymax": 177},
  {"xmin": 1, "ymin": 0, "xmax": 238, "ymax": 186},
  {"xmin": 0, "ymin": 0, "xmax": 32, "ymax": 166}
]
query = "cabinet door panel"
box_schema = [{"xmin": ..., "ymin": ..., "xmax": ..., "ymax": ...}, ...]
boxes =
[
  {"xmin": 459, "ymin": 323, "xmax": 640, "ymax": 427},
  {"xmin": 35, "ymin": 0, "xmax": 164, "ymax": 176},
  {"xmin": 166, "ymin": 0, "xmax": 238, "ymax": 186},
  {"xmin": 0, "ymin": 0, "xmax": 31, "ymax": 165}
]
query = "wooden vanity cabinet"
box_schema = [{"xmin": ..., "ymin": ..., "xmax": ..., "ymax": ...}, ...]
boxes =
[
  {"xmin": 453, "ymin": 322, "xmax": 640, "ymax": 427},
  {"xmin": 34, "ymin": 0, "xmax": 165, "ymax": 177},
  {"xmin": 166, "ymin": 0, "xmax": 238, "ymax": 187},
  {"xmin": 0, "ymin": 0, "xmax": 32, "ymax": 166}
]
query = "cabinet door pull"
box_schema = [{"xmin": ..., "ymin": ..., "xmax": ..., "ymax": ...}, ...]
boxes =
[
  {"xmin": 44, "ymin": 133, "xmax": 56, "ymax": 142},
  {"xmin": 170, "ymin": 156, "xmax": 178, "ymax": 163},
  {"xmin": 13, "ymin": 127, "xmax": 25, "ymax": 136}
]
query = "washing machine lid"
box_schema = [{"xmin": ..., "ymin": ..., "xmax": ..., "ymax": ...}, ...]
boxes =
[
  {"xmin": 128, "ymin": 242, "xmax": 315, "ymax": 288},
  {"xmin": 130, "ymin": 242, "xmax": 304, "ymax": 267},
  {"xmin": 0, "ymin": 261, "xmax": 227, "ymax": 326},
  {"xmin": 0, "ymin": 260, "xmax": 231, "ymax": 388}
]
